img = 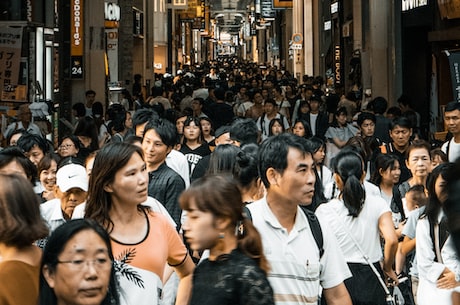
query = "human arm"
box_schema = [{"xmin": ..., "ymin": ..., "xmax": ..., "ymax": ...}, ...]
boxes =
[
  {"xmin": 322, "ymin": 283, "xmax": 353, "ymax": 305},
  {"xmin": 401, "ymin": 235, "xmax": 416, "ymax": 256},
  {"xmin": 174, "ymin": 255, "xmax": 195, "ymax": 305},
  {"xmin": 416, "ymin": 218, "xmax": 446, "ymax": 283},
  {"xmin": 379, "ymin": 211, "xmax": 399, "ymax": 282},
  {"xmin": 332, "ymin": 137, "xmax": 348, "ymax": 148}
]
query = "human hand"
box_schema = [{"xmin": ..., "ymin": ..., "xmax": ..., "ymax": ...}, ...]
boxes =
[{"xmin": 437, "ymin": 268, "xmax": 458, "ymax": 290}]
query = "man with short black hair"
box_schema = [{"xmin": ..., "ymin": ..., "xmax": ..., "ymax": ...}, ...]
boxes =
[
  {"xmin": 442, "ymin": 101, "xmax": 460, "ymax": 162},
  {"xmin": 142, "ymin": 118, "xmax": 186, "ymax": 228},
  {"xmin": 133, "ymin": 109, "xmax": 189, "ymax": 187},
  {"xmin": 84, "ymin": 90, "xmax": 96, "ymax": 116},
  {"xmin": 247, "ymin": 133, "xmax": 352, "ymax": 305},
  {"xmin": 306, "ymin": 95, "xmax": 329, "ymax": 140},
  {"xmin": 357, "ymin": 111, "xmax": 377, "ymax": 140},
  {"xmin": 380, "ymin": 116, "xmax": 413, "ymax": 183}
]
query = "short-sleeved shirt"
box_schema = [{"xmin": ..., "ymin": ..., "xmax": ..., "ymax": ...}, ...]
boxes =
[
  {"xmin": 180, "ymin": 142, "xmax": 211, "ymax": 175},
  {"xmin": 113, "ymin": 210, "xmax": 188, "ymax": 305},
  {"xmin": 316, "ymin": 196, "xmax": 390, "ymax": 264},
  {"xmin": 247, "ymin": 198, "xmax": 351, "ymax": 305},
  {"xmin": 441, "ymin": 139, "xmax": 460, "ymax": 162}
]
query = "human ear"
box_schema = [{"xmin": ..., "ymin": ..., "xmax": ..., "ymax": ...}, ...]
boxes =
[
  {"xmin": 266, "ymin": 168, "xmax": 279, "ymax": 186},
  {"xmin": 334, "ymin": 173, "xmax": 344, "ymax": 190},
  {"xmin": 42, "ymin": 265, "xmax": 56, "ymax": 289},
  {"xmin": 103, "ymin": 183, "xmax": 114, "ymax": 193}
]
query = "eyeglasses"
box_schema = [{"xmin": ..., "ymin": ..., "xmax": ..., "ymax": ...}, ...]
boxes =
[
  {"xmin": 59, "ymin": 144, "xmax": 74, "ymax": 150},
  {"xmin": 57, "ymin": 258, "xmax": 112, "ymax": 271}
]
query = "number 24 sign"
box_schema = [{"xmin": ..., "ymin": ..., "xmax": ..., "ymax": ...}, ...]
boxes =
[{"xmin": 71, "ymin": 56, "xmax": 84, "ymax": 79}]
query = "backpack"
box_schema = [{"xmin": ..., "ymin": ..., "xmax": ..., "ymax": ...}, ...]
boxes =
[{"xmin": 243, "ymin": 205, "xmax": 324, "ymax": 258}]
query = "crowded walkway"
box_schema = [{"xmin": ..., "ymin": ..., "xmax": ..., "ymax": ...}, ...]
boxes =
[{"xmin": 1, "ymin": 61, "xmax": 460, "ymax": 305}]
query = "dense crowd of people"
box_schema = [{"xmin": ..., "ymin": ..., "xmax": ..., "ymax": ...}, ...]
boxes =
[{"xmin": 2, "ymin": 62, "xmax": 460, "ymax": 305}]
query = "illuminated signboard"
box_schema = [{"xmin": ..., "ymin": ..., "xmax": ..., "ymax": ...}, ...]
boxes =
[{"xmin": 71, "ymin": 0, "xmax": 83, "ymax": 79}]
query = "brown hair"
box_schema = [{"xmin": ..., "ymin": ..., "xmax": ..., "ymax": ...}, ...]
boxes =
[
  {"xmin": 0, "ymin": 173, "xmax": 49, "ymax": 247},
  {"xmin": 85, "ymin": 143, "xmax": 147, "ymax": 232},
  {"xmin": 179, "ymin": 174, "xmax": 270, "ymax": 273},
  {"xmin": 37, "ymin": 154, "xmax": 60, "ymax": 175}
]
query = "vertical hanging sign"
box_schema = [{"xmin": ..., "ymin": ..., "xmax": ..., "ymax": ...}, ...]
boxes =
[
  {"xmin": 445, "ymin": 50, "xmax": 460, "ymax": 102},
  {"xmin": 0, "ymin": 26, "xmax": 23, "ymax": 101},
  {"xmin": 334, "ymin": 44, "xmax": 342, "ymax": 86},
  {"xmin": 71, "ymin": 0, "xmax": 84, "ymax": 79}
]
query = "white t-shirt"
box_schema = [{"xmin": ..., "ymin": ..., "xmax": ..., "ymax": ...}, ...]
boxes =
[
  {"xmin": 316, "ymin": 195, "xmax": 390, "ymax": 263},
  {"xmin": 166, "ymin": 149, "xmax": 190, "ymax": 188},
  {"xmin": 441, "ymin": 138, "xmax": 460, "ymax": 162},
  {"xmin": 310, "ymin": 113, "xmax": 318, "ymax": 136},
  {"xmin": 323, "ymin": 180, "xmax": 380, "ymax": 201},
  {"xmin": 247, "ymin": 197, "xmax": 351, "ymax": 305}
]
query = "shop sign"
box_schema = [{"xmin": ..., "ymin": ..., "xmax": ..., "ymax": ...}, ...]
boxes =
[
  {"xmin": 260, "ymin": 0, "xmax": 275, "ymax": 19},
  {"xmin": 334, "ymin": 44, "xmax": 341, "ymax": 86},
  {"xmin": 0, "ymin": 26, "xmax": 23, "ymax": 101},
  {"xmin": 402, "ymin": 0, "xmax": 428, "ymax": 11},
  {"xmin": 71, "ymin": 0, "xmax": 83, "ymax": 57},
  {"xmin": 71, "ymin": 56, "xmax": 83, "ymax": 79},
  {"xmin": 106, "ymin": 29, "xmax": 118, "ymax": 83},
  {"xmin": 445, "ymin": 50, "xmax": 460, "ymax": 101}
]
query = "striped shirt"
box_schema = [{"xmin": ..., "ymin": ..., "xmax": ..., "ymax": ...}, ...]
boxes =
[{"xmin": 247, "ymin": 198, "xmax": 351, "ymax": 305}]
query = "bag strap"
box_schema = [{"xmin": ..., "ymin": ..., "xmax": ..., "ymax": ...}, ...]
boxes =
[
  {"xmin": 300, "ymin": 206, "xmax": 324, "ymax": 259},
  {"xmin": 446, "ymin": 139, "xmax": 451, "ymax": 161},
  {"xmin": 328, "ymin": 206, "xmax": 394, "ymax": 299},
  {"xmin": 243, "ymin": 205, "xmax": 324, "ymax": 258}
]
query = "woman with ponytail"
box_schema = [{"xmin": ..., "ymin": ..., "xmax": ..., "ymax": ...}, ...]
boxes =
[
  {"xmin": 180, "ymin": 174, "xmax": 274, "ymax": 305},
  {"xmin": 316, "ymin": 150, "xmax": 398, "ymax": 305}
]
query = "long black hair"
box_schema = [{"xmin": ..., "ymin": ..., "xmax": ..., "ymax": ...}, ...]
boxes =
[
  {"xmin": 333, "ymin": 150, "xmax": 365, "ymax": 217},
  {"xmin": 424, "ymin": 163, "xmax": 453, "ymax": 224}
]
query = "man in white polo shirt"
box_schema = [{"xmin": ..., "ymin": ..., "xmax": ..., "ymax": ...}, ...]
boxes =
[{"xmin": 247, "ymin": 133, "xmax": 352, "ymax": 305}]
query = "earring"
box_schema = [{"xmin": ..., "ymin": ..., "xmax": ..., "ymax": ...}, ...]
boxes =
[{"xmin": 218, "ymin": 232, "xmax": 225, "ymax": 239}]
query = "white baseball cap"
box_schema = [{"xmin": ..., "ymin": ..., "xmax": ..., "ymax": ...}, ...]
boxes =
[{"xmin": 56, "ymin": 163, "xmax": 88, "ymax": 192}]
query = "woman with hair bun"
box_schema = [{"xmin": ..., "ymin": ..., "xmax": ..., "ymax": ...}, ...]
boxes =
[
  {"xmin": 180, "ymin": 174, "xmax": 274, "ymax": 305},
  {"xmin": 232, "ymin": 143, "xmax": 264, "ymax": 204}
]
